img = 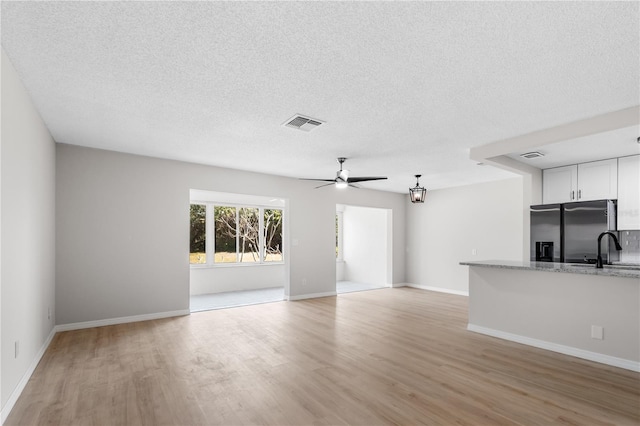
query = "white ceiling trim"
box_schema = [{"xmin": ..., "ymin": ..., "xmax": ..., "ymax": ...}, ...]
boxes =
[{"xmin": 471, "ymin": 107, "xmax": 640, "ymax": 173}]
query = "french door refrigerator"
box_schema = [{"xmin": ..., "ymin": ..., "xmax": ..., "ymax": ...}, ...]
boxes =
[{"xmin": 563, "ymin": 200, "xmax": 618, "ymax": 264}]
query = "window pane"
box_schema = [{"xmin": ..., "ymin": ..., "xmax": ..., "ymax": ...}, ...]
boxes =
[
  {"xmin": 190, "ymin": 204, "xmax": 206, "ymax": 264},
  {"xmin": 214, "ymin": 206, "xmax": 237, "ymax": 263},
  {"xmin": 264, "ymin": 209, "xmax": 283, "ymax": 262},
  {"xmin": 239, "ymin": 207, "xmax": 260, "ymax": 262}
]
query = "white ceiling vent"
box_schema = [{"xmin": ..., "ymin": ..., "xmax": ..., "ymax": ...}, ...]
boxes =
[
  {"xmin": 520, "ymin": 151, "xmax": 545, "ymax": 159},
  {"xmin": 283, "ymin": 115, "xmax": 324, "ymax": 132}
]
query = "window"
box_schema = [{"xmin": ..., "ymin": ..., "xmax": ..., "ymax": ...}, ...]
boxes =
[
  {"xmin": 214, "ymin": 206, "xmax": 238, "ymax": 263},
  {"xmin": 264, "ymin": 208, "xmax": 283, "ymax": 262},
  {"xmin": 238, "ymin": 207, "xmax": 259, "ymax": 263},
  {"xmin": 190, "ymin": 204, "xmax": 206, "ymax": 264},
  {"xmin": 191, "ymin": 203, "xmax": 283, "ymax": 266}
]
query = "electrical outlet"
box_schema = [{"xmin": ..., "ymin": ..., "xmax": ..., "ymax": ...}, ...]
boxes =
[
  {"xmin": 15, "ymin": 341, "xmax": 19, "ymax": 358},
  {"xmin": 302, "ymin": 278, "xmax": 307, "ymax": 286},
  {"xmin": 591, "ymin": 325, "xmax": 604, "ymax": 340},
  {"xmin": 471, "ymin": 248, "xmax": 477, "ymax": 256}
]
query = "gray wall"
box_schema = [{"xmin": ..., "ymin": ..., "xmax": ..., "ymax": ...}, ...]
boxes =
[
  {"xmin": 190, "ymin": 264, "xmax": 285, "ymax": 295},
  {"xmin": 1, "ymin": 50, "xmax": 56, "ymax": 410},
  {"xmin": 468, "ymin": 266, "xmax": 639, "ymax": 365},
  {"xmin": 56, "ymin": 144, "xmax": 406, "ymax": 324},
  {"xmin": 406, "ymin": 178, "xmax": 524, "ymax": 293}
]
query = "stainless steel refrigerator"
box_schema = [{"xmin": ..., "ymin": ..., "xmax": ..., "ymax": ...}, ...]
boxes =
[
  {"xmin": 530, "ymin": 204, "xmax": 563, "ymax": 262},
  {"xmin": 563, "ymin": 200, "xmax": 618, "ymax": 264}
]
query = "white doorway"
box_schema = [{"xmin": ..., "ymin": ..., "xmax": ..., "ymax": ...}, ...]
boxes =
[
  {"xmin": 189, "ymin": 189, "xmax": 289, "ymax": 312},
  {"xmin": 336, "ymin": 204, "xmax": 392, "ymax": 294}
]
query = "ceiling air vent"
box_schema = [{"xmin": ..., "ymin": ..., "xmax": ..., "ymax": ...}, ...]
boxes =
[
  {"xmin": 283, "ymin": 114, "xmax": 324, "ymax": 132},
  {"xmin": 520, "ymin": 151, "xmax": 545, "ymax": 159}
]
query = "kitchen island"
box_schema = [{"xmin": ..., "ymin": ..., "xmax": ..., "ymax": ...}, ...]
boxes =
[{"xmin": 460, "ymin": 260, "xmax": 640, "ymax": 371}]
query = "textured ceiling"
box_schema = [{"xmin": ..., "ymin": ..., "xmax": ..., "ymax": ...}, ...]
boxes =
[{"xmin": 2, "ymin": 1, "xmax": 639, "ymax": 192}]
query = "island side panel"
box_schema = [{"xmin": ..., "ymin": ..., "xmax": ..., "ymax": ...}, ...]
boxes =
[{"xmin": 468, "ymin": 266, "xmax": 640, "ymax": 366}]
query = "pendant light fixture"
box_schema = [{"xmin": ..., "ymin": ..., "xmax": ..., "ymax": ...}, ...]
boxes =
[{"xmin": 409, "ymin": 174, "xmax": 426, "ymax": 203}]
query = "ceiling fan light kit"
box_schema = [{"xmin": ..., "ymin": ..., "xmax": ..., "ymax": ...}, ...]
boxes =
[{"xmin": 410, "ymin": 175, "xmax": 426, "ymax": 203}]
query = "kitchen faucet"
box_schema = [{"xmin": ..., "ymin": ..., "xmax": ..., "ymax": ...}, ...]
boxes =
[{"xmin": 596, "ymin": 231, "xmax": 622, "ymax": 268}]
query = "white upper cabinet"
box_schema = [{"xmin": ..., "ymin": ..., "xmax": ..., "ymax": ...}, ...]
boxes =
[
  {"xmin": 577, "ymin": 158, "xmax": 618, "ymax": 201},
  {"xmin": 542, "ymin": 165, "xmax": 577, "ymax": 204},
  {"xmin": 543, "ymin": 159, "xmax": 618, "ymax": 204},
  {"xmin": 617, "ymin": 155, "xmax": 640, "ymax": 230}
]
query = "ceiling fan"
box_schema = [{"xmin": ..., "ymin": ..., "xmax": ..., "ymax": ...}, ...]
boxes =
[{"xmin": 301, "ymin": 157, "xmax": 387, "ymax": 189}]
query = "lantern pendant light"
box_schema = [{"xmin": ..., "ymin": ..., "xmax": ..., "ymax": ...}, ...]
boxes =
[{"xmin": 409, "ymin": 175, "xmax": 426, "ymax": 203}]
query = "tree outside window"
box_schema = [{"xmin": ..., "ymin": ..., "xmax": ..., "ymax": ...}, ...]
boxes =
[
  {"xmin": 264, "ymin": 209, "xmax": 283, "ymax": 262},
  {"xmin": 189, "ymin": 204, "xmax": 206, "ymax": 264},
  {"xmin": 194, "ymin": 204, "xmax": 283, "ymax": 265},
  {"xmin": 214, "ymin": 206, "xmax": 238, "ymax": 263},
  {"xmin": 238, "ymin": 207, "xmax": 259, "ymax": 262}
]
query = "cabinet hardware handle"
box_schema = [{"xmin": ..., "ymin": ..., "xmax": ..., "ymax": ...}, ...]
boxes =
[
  {"xmin": 571, "ymin": 190, "xmax": 575, "ymax": 200},
  {"xmin": 578, "ymin": 189, "xmax": 582, "ymax": 199}
]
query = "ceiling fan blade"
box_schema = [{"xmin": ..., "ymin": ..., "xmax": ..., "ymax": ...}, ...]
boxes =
[
  {"xmin": 347, "ymin": 176, "xmax": 388, "ymax": 183},
  {"xmin": 314, "ymin": 182, "xmax": 336, "ymax": 189},
  {"xmin": 299, "ymin": 178, "xmax": 337, "ymax": 182},
  {"xmin": 348, "ymin": 183, "xmax": 361, "ymax": 189}
]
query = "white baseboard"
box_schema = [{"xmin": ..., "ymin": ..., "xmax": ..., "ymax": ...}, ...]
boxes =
[
  {"xmin": 1, "ymin": 327, "xmax": 57, "ymax": 424},
  {"xmin": 406, "ymin": 284, "xmax": 469, "ymax": 296},
  {"xmin": 289, "ymin": 291, "xmax": 337, "ymax": 301},
  {"xmin": 467, "ymin": 323, "xmax": 640, "ymax": 372},
  {"xmin": 55, "ymin": 309, "xmax": 191, "ymax": 332},
  {"xmin": 391, "ymin": 282, "xmax": 408, "ymax": 288}
]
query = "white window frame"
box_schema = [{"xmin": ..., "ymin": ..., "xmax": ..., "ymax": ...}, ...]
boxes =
[{"xmin": 190, "ymin": 202, "xmax": 284, "ymax": 267}]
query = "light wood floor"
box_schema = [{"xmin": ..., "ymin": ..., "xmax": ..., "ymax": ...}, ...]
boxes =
[{"xmin": 7, "ymin": 288, "xmax": 640, "ymax": 425}]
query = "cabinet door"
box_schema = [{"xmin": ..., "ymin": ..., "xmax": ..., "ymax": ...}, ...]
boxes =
[
  {"xmin": 617, "ymin": 155, "xmax": 640, "ymax": 230},
  {"xmin": 577, "ymin": 159, "xmax": 618, "ymax": 201},
  {"xmin": 543, "ymin": 165, "xmax": 577, "ymax": 204}
]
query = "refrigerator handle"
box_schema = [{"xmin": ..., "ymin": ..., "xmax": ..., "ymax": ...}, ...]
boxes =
[{"xmin": 607, "ymin": 200, "xmax": 617, "ymax": 231}]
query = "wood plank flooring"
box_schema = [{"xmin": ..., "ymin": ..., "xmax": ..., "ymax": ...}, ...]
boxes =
[{"xmin": 6, "ymin": 288, "xmax": 640, "ymax": 425}]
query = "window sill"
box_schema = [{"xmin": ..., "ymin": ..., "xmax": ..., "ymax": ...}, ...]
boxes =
[{"xmin": 190, "ymin": 262, "xmax": 284, "ymax": 269}]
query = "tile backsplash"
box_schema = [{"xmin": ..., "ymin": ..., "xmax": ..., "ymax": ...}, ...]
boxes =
[{"xmin": 618, "ymin": 230, "xmax": 640, "ymax": 264}]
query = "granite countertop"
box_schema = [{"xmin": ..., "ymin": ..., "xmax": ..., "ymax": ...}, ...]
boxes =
[{"xmin": 459, "ymin": 260, "xmax": 640, "ymax": 279}]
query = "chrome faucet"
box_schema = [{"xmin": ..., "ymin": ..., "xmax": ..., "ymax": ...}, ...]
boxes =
[{"xmin": 596, "ymin": 232, "xmax": 622, "ymax": 268}]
